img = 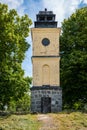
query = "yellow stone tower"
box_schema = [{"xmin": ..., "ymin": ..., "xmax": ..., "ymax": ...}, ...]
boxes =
[{"xmin": 31, "ymin": 9, "xmax": 62, "ymax": 113}]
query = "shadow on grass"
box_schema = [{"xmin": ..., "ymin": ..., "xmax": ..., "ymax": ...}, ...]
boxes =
[
  {"xmin": 0, "ymin": 111, "xmax": 31, "ymax": 120},
  {"xmin": 0, "ymin": 111, "xmax": 12, "ymax": 120}
]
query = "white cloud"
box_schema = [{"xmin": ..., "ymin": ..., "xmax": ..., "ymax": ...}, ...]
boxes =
[
  {"xmin": 0, "ymin": 0, "xmax": 25, "ymax": 15},
  {"xmin": 83, "ymin": 0, "xmax": 87, "ymax": 3},
  {"xmin": 42, "ymin": 0, "xmax": 85, "ymax": 26},
  {"xmin": 42, "ymin": 0, "xmax": 64, "ymax": 26},
  {"xmin": 25, "ymin": 0, "xmax": 44, "ymax": 22},
  {"xmin": 0, "ymin": 0, "xmax": 23, "ymax": 9},
  {"xmin": 1, "ymin": 0, "xmax": 85, "ymax": 26}
]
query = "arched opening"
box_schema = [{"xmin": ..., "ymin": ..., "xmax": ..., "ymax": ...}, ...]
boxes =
[{"xmin": 42, "ymin": 65, "xmax": 50, "ymax": 85}]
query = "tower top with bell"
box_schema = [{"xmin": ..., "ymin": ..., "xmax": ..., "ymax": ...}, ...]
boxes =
[{"xmin": 34, "ymin": 8, "xmax": 57, "ymax": 28}]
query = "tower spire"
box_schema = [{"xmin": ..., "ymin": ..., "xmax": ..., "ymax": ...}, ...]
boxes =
[{"xmin": 45, "ymin": 8, "xmax": 47, "ymax": 11}]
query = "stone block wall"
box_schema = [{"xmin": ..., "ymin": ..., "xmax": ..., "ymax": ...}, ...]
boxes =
[{"xmin": 30, "ymin": 86, "xmax": 62, "ymax": 113}]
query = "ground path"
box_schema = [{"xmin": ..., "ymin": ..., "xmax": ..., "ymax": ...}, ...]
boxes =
[{"xmin": 37, "ymin": 114, "xmax": 59, "ymax": 130}]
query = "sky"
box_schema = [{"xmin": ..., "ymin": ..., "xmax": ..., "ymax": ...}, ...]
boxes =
[{"xmin": 0, "ymin": 0, "xmax": 87, "ymax": 77}]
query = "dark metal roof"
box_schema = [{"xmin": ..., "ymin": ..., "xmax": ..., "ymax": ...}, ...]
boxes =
[{"xmin": 34, "ymin": 8, "xmax": 57, "ymax": 28}]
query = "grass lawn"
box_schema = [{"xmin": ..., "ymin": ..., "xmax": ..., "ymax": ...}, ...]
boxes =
[
  {"xmin": 51, "ymin": 111, "xmax": 87, "ymax": 130},
  {"xmin": 0, "ymin": 111, "xmax": 87, "ymax": 130},
  {"xmin": 0, "ymin": 114, "xmax": 41, "ymax": 130}
]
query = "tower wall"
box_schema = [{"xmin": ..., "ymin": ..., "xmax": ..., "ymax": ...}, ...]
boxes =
[
  {"xmin": 32, "ymin": 57, "xmax": 60, "ymax": 86},
  {"xmin": 31, "ymin": 86, "xmax": 62, "ymax": 113},
  {"xmin": 30, "ymin": 9, "xmax": 62, "ymax": 113},
  {"xmin": 31, "ymin": 28, "xmax": 60, "ymax": 56}
]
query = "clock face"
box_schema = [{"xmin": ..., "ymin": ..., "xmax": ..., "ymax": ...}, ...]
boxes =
[{"xmin": 42, "ymin": 38, "xmax": 50, "ymax": 46}]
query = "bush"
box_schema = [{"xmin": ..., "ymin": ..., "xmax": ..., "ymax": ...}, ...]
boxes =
[
  {"xmin": 16, "ymin": 93, "xmax": 31, "ymax": 112},
  {"xmin": 9, "ymin": 99, "xmax": 16, "ymax": 112},
  {"xmin": 7, "ymin": 93, "xmax": 31, "ymax": 113}
]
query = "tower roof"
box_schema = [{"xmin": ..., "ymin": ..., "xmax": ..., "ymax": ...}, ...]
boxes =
[{"xmin": 34, "ymin": 8, "xmax": 57, "ymax": 28}]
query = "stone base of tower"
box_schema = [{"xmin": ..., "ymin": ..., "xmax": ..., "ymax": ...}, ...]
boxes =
[{"xmin": 30, "ymin": 86, "xmax": 62, "ymax": 113}]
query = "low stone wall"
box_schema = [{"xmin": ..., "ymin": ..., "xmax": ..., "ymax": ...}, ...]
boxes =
[{"xmin": 30, "ymin": 86, "xmax": 62, "ymax": 113}]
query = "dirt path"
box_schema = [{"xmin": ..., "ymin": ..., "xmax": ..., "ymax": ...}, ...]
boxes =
[{"xmin": 37, "ymin": 114, "xmax": 59, "ymax": 130}]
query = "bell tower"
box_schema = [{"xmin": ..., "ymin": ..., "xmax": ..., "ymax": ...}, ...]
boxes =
[{"xmin": 31, "ymin": 9, "xmax": 62, "ymax": 113}]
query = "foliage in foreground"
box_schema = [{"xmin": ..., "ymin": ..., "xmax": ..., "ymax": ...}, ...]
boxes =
[
  {"xmin": 60, "ymin": 6, "xmax": 87, "ymax": 109},
  {"xmin": 0, "ymin": 114, "xmax": 41, "ymax": 130},
  {"xmin": 0, "ymin": 3, "xmax": 32, "ymax": 111}
]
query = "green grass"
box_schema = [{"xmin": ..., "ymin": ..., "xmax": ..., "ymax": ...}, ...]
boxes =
[
  {"xmin": 51, "ymin": 111, "xmax": 87, "ymax": 130},
  {"xmin": 0, "ymin": 112, "xmax": 87, "ymax": 130},
  {"xmin": 0, "ymin": 114, "xmax": 41, "ymax": 130}
]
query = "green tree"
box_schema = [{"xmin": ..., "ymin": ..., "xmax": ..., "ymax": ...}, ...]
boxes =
[
  {"xmin": 60, "ymin": 7, "xmax": 87, "ymax": 109},
  {"xmin": 0, "ymin": 3, "xmax": 32, "ymax": 110}
]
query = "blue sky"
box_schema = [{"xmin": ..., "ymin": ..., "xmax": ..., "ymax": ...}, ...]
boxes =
[{"xmin": 0, "ymin": 0, "xmax": 87, "ymax": 77}]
